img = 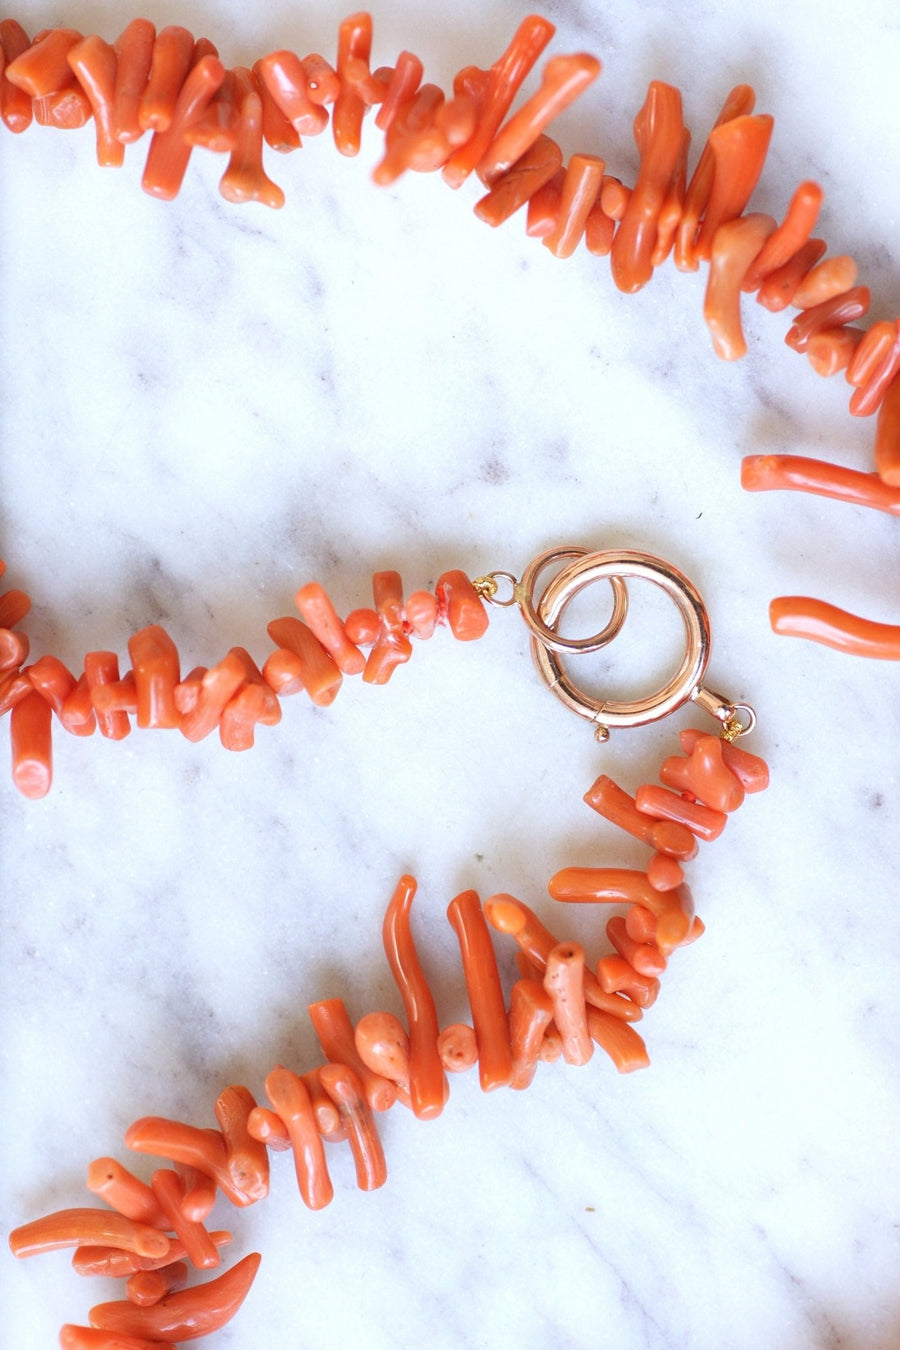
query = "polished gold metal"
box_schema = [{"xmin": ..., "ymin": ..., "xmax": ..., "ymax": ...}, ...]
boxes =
[
  {"xmin": 720, "ymin": 703, "xmax": 757, "ymax": 740},
  {"xmin": 474, "ymin": 570, "xmax": 519, "ymax": 606},
  {"xmin": 522, "ymin": 547, "xmax": 754, "ymax": 735},
  {"xmin": 513, "ymin": 546, "xmax": 629, "ymax": 654}
]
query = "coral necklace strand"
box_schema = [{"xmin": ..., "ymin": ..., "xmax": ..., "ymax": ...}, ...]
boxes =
[
  {"xmin": 9, "ymin": 717, "xmax": 769, "ymax": 1344},
  {"xmin": 4, "ymin": 5, "xmax": 891, "ymax": 1344},
  {"xmin": 0, "ymin": 11, "xmax": 899, "ymax": 779}
]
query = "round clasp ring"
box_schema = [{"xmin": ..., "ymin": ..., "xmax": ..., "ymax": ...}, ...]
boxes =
[
  {"xmin": 515, "ymin": 546, "xmax": 629, "ymax": 655},
  {"xmin": 531, "ymin": 550, "xmax": 711, "ymax": 730}
]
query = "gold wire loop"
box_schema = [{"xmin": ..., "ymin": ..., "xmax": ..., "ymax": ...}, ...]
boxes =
[
  {"xmin": 473, "ymin": 571, "xmax": 518, "ymax": 606},
  {"xmin": 720, "ymin": 703, "xmax": 757, "ymax": 740},
  {"xmin": 528, "ymin": 549, "xmax": 717, "ymax": 732}
]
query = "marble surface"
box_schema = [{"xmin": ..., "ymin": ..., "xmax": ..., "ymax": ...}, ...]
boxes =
[{"xmin": 2, "ymin": 2, "xmax": 899, "ymax": 1346}]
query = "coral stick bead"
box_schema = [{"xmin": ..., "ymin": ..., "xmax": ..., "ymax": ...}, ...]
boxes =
[
  {"xmin": 263, "ymin": 1066, "xmax": 334, "ymax": 1210},
  {"xmin": 756, "ymin": 237, "xmax": 827, "ymax": 311},
  {"xmin": 246, "ymin": 1105, "xmax": 292, "ymax": 1152},
  {"xmin": 474, "ymin": 134, "xmax": 563, "ymax": 227},
  {"xmin": 138, "ymin": 24, "xmax": 194, "ymax": 132},
  {"xmin": 66, "ymin": 34, "xmax": 124, "ymax": 167},
  {"xmin": 372, "ymin": 82, "xmax": 447, "ymax": 184},
  {"xmin": 318, "ymin": 1062, "xmax": 388, "ymax": 1191},
  {"xmin": 218, "ymin": 683, "xmax": 270, "ymax": 750},
  {"xmin": 142, "ymin": 54, "xmax": 225, "ymax": 200},
  {"xmin": 10, "ymin": 688, "xmax": 52, "ymax": 798},
  {"xmin": 294, "ymin": 582, "xmax": 365, "ymax": 674},
  {"xmin": 71, "ymin": 1230, "xmax": 233, "ymax": 1279},
  {"xmin": 111, "ymin": 17, "xmax": 156, "ymax": 143},
  {"xmin": 785, "ymin": 286, "xmax": 871, "ymax": 354},
  {"xmin": 0, "ymin": 668, "xmax": 33, "ymax": 717},
  {"xmin": 382, "ymin": 875, "xmax": 449, "ymax": 1120},
  {"xmin": 251, "ymin": 57, "xmax": 304, "ymax": 149},
  {"xmin": 847, "ymin": 320, "xmax": 897, "ymax": 389},
  {"xmin": 635, "ymin": 782, "xmax": 728, "ymax": 841},
  {"xmin": 584, "ymin": 191, "xmax": 617, "ymax": 255},
  {"xmin": 266, "ymin": 616, "xmax": 342, "ymax": 704},
  {"xmin": 124, "ymin": 1116, "xmax": 251, "ymax": 1209},
  {"xmin": 435, "ymin": 570, "xmax": 489, "ymax": 640},
  {"xmin": 219, "ymin": 75, "xmax": 285, "ymax": 208},
  {"xmin": 476, "ymin": 52, "xmax": 601, "ymax": 186},
  {"xmin": 149, "ymin": 1169, "xmax": 220, "ymax": 1271},
  {"xmin": 675, "ymin": 82, "xmax": 756, "ymax": 271},
  {"xmin": 374, "ymin": 49, "xmax": 423, "ymax": 131},
  {"xmin": 653, "ymin": 886, "xmax": 696, "ymax": 955},
  {"xmin": 610, "ymin": 80, "xmax": 684, "ymax": 293},
  {"xmin": 651, "ymin": 125, "xmax": 689, "ymax": 266},
  {"xmin": 742, "ymin": 451, "xmax": 900, "ymax": 514},
  {"xmin": 0, "ymin": 19, "xmax": 34, "ymax": 132},
  {"xmin": 792, "ymin": 254, "xmax": 858, "ymax": 309},
  {"xmin": 332, "ymin": 11, "xmax": 372, "ymax": 156},
  {"xmin": 585, "ymin": 1007, "xmax": 650, "ymax": 1073},
  {"xmin": 595, "ymin": 955, "xmax": 660, "ymax": 1008},
  {"xmin": 364, "ymin": 570, "xmax": 412, "ymax": 683},
  {"xmin": 508, "ymin": 979, "xmax": 555, "ymax": 1089},
  {"xmin": 127, "ymin": 626, "xmax": 181, "ymax": 729},
  {"xmin": 447, "ymin": 889, "xmax": 513, "ymax": 1091},
  {"xmin": 606, "ymin": 914, "xmax": 666, "ymax": 977},
  {"xmin": 86, "ymin": 1251, "xmax": 262, "ymax": 1342},
  {"xmin": 177, "ymin": 651, "xmax": 245, "ymax": 742},
  {"xmin": 693, "ymin": 114, "xmax": 773, "ymax": 262},
  {"xmin": 624, "ymin": 905, "xmax": 658, "ymax": 944},
  {"xmin": 0, "ymin": 585, "xmax": 31, "ymax": 628},
  {"xmin": 583, "ymin": 774, "xmax": 698, "ymax": 859},
  {"xmin": 543, "ymin": 152, "xmax": 604, "ymax": 259},
  {"xmin": 343, "ymin": 607, "xmax": 379, "ymax": 644},
  {"xmin": 9, "ymin": 1207, "xmax": 170, "ymax": 1260},
  {"xmin": 600, "ymin": 175, "xmax": 629, "ymax": 220},
  {"xmin": 704, "ymin": 212, "xmax": 776, "ymax": 360},
  {"xmin": 678, "ymin": 728, "xmax": 769, "ymax": 792},
  {"xmin": 769, "ymin": 596, "xmax": 900, "ymax": 658},
  {"xmin": 0, "ymin": 631, "xmax": 29, "ymax": 674},
  {"xmin": 526, "ymin": 166, "xmax": 564, "ymax": 236},
  {"xmin": 659, "ymin": 735, "xmax": 745, "ymax": 812},
  {"xmin": 257, "ymin": 50, "xmax": 328, "ymax": 136},
  {"xmin": 301, "ymin": 1067, "xmax": 344, "ymax": 1137},
  {"xmin": 805, "ymin": 326, "xmax": 865, "ymax": 377},
  {"xmin": 848, "ymin": 322, "xmax": 900, "ymax": 419},
  {"xmin": 743, "ymin": 179, "xmax": 823, "ymax": 291},
  {"xmin": 85, "ymin": 1158, "xmax": 167, "ymax": 1228},
  {"xmin": 213, "ymin": 1085, "xmax": 270, "ymax": 1203},
  {"xmin": 5, "ymin": 26, "xmax": 82, "ymax": 97},
  {"xmin": 543, "ymin": 942, "xmax": 593, "ymax": 1065},
  {"xmin": 27, "ymin": 653, "xmax": 77, "ymax": 718},
  {"xmin": 299, "ymin": 53, "xmax": 340, "ymax": 105},
  {"xmin": 84, "ymin": 652, "xmax": 132, "ymax": 739},
  {"xmin": 548, "ymin": 865, "xmax": 672, "ymax": 907},
  {"xmin": 177, "ymin": 1164, "xmax": 217, "ymax": 1221}
]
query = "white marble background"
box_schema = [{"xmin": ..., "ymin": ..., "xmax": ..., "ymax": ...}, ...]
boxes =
[{"xmin": 1, "ymin": 1, "xmax": 899, "ymax": 1346}]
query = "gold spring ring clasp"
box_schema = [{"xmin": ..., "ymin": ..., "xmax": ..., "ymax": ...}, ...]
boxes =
[{"xmin": 509, "ymin": 548, "xmax": 754, "ymax": 739}]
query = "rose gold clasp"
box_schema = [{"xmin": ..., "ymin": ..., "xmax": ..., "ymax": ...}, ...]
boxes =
[{"xmin": 485, "ymin": 547, "xmax": 755, "ymax": 741}]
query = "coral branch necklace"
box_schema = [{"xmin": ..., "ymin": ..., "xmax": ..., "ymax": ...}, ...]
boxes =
[{"xmin": 2, "ymin": 5, "xmax": 897, "ymax": 1348}]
